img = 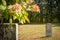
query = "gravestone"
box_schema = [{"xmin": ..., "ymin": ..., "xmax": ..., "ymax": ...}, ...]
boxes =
[
  {"xmin": 46, "ymin": 23, "xmax": 52, "ymax": 37},
  {"xmin": 0, "ymin": 23, "xmax": 18, "ymax": 40}
]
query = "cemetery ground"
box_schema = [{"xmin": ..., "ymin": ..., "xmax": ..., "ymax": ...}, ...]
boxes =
[{"xmin": 18, "ymin": 24, "xmax": 60, "ymax": 40}]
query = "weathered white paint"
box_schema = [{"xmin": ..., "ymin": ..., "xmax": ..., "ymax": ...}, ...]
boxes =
[{"xmin": 16, "ymin": 23, "xmax": 18, "ymax": 40}]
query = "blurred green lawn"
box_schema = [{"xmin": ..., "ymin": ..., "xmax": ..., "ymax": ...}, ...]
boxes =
[{"xmin": 18, "ymin": 24, "xmax": 60, "ymax": 40}]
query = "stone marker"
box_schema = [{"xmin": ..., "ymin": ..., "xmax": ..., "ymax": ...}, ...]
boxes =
[{"xmin": 46, "ymin": 23, "xmax": 52, "ymax": 37}]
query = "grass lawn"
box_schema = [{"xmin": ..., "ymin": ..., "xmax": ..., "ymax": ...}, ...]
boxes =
[{"xmin": 18, "ymin": 24, "xmax": 60, "ymax": 40}]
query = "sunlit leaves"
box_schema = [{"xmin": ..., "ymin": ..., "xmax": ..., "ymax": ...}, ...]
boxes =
[
  {"xmin": 0, "ymin": 0, "xmax": 6, "ymax": 11},
  {"xmin": 9, "ymin": 17, "xmax": 12, "ymax": 25},
  {"xmin": 24, "ymin": 15, "xmax": 30, "ymax": 23},
  {"xmin": 2, "ymin": 0, "xmax": 6, "ymax": 6},
  {"xmin": 0, "ymin": 5, "xmax": 6, "ymax": 10},
  {"xmin": 7, "ymin": 5, "xmax": 13, "ymax": 9}
]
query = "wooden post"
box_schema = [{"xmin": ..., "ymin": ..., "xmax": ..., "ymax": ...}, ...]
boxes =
[
  {"xmin": 46, "ymin": 23, "xmax": 52, "ymax": 37},
  {"xmin": 0, "ymin": 23, "xmax": 18, "ymax": 40}
]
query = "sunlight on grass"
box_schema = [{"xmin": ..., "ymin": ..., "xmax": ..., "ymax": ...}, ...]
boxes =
[{"xmin": 18, "ymin": 24, "xmax": 60, "ymax": 40}]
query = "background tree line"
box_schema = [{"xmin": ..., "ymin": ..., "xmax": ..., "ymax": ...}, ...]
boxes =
[{"xmin": 28, "ymin": 0, "xmax": 60, "ymax": 24}]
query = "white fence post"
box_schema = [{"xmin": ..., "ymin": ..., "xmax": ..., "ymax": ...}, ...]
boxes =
[{"xmin": 16, "ymin": 23, "xmax": 18, "ymax": 40}]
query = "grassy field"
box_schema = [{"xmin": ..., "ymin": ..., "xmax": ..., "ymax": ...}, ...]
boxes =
[{"xmin": 18, "ymin": 24, "xmax": 60, "ymax": 40}]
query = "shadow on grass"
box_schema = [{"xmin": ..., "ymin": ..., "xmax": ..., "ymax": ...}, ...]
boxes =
[
  {"xmin": 53, "ymin": 23, "xmax": 60, "ymax": 27},
  {"xmin": 33, "ymin": 36, "xmax": 52, "ymax": 40},
  {"xmin": 40, "ymin": 36, "xmax": 52, "ymax": 38}
]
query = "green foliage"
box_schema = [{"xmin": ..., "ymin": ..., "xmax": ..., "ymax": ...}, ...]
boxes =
[
  {"xmin": 0, "ymin": 5, "xmax": 6, "ymax": 11},
  {"xmin": 2, "ymin": 0, "xmax": 60, "ymax": 24},
  {"xmin": 2, "ymin": 0, "xmax": 6, "ymax": 6},
  {"xmin": 9, "ymin": 17, "xmax": 12, "ymax": 25},
  {"xmin": 3, "ymin": 10, "xmax": 9, "ymax": 20},
  {"xmin": 6, "ymin": 0, "xmax": 16, "ymax": 5},
  {"xmin": 0, "ymin": 0, "xmax": 30, "ymax": 25},
  {"xmin": 0, "ymin": 0, "xmax": 6, "ymax": 12}
]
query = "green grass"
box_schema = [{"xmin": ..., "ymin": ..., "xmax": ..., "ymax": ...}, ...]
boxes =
[{"xmin": 18, "ymin": 24, "xmax": 60, "ymax": 40}]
